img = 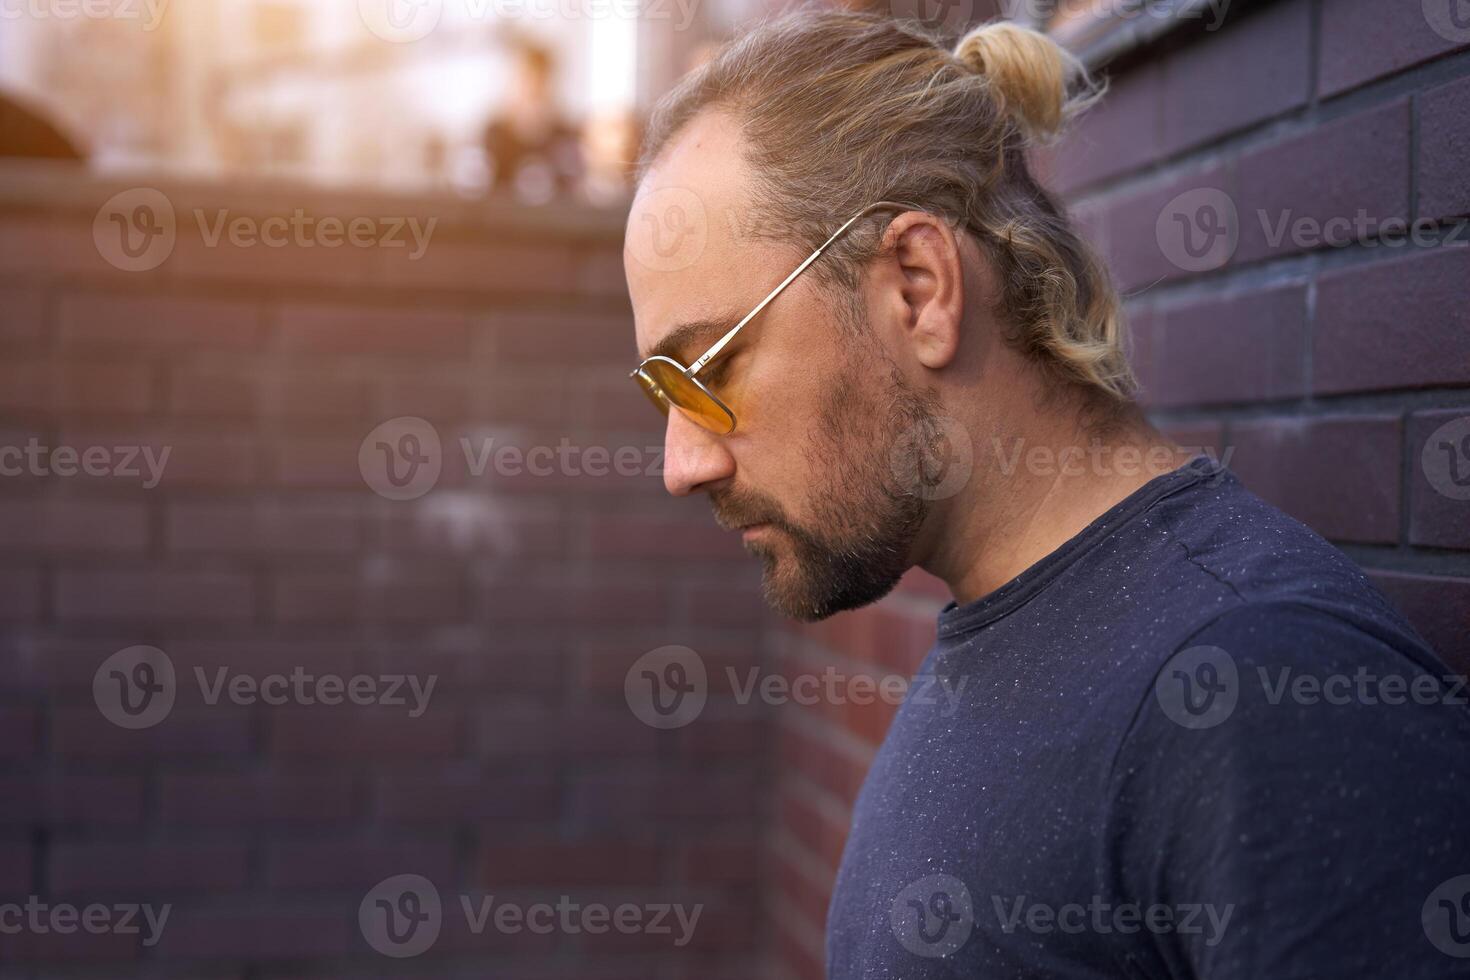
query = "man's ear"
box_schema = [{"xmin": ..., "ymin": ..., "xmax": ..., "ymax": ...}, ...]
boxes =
[{"xmin": 875, "ymin": 211, "xmax": 966, "ymax": 371}]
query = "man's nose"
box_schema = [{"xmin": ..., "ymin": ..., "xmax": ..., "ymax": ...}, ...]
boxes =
[{"xmin": 661, "ymin": 408, "xmax": 735, "ymax": 496}]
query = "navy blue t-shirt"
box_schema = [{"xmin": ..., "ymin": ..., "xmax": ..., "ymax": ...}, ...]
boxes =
[{"xmin": 828, "ymin": 456, "xmax": 1470, "ymax": 978}]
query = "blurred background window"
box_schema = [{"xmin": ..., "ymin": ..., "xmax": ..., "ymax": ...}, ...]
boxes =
[{"xmin": 0, "ymin": 0, "xmax": 775, "ymax": 203}]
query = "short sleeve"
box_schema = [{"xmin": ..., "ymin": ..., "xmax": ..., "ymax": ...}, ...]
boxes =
[{"xmin": 1102, "ymin": 601, "xmax": 1470, "ymax": 979}]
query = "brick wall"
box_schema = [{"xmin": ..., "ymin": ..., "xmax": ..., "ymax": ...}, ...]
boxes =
[
  {"xmin": 768, "ymin": 1, "xmax": 1470, "ymax": 975},
  {"xmin": 0, "ymin": 163, "xmax": 776, "ymax": 976}
]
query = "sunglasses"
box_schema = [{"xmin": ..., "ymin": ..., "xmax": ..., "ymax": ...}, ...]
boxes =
[{"xmin": 630, "ymin": 200, "xmax": 913, "ymax": 435}]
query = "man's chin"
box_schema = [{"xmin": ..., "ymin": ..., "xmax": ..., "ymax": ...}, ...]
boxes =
[{"xmin": 750, "ymin": 536, "xmax": 905, "ymax": 623}]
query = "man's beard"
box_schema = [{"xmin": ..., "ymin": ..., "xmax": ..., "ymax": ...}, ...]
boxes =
[{"xmin": 710, "ymin": 364, "xmax": 947, "ymax": 622}]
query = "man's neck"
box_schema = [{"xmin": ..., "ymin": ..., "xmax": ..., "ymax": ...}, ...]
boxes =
[{"xmin": 922, "ymin": 403, "xmax": 1194, "ymax": 607}]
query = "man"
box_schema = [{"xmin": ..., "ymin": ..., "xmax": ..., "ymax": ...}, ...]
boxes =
[{"xmin": 623, "ymin": 10, "xmax": 1470, "ymax": 978}]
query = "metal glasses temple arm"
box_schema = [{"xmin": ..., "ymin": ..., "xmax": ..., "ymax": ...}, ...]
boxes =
[{"xmin": 685, "ymin": 200, "xmax": 912, "ymax": 377}]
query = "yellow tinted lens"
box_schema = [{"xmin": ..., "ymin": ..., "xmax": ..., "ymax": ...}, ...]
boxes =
[
  {"xmin": 641, "ymin": 358, "xmax": 735, "ymax": 434},
  {"xmin": 634, "ymin": 368, "xmax": 670, "ymax": 415}
]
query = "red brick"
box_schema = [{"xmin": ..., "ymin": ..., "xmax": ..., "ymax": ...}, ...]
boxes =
[
  {"xmin": 1158, "ymin": 0, "xmax": 1311, "ymax": 156},
  {"xmin": 0, "ymin": 497, "xmax": 149, "ymax": 553},
  {"xmin": 0, "ymin": 841, "xmax": 31, "ymax": 891},
  {"xmin": 0, "ymin": 285, "xmax": 43, "ymax": 345},
  {"xmin": 492, "ymin": 312, "xmax": 637, "ymax": 365},
  {"xmin": 679, "ymin": 836, "xmax": 763, "ymax": 885},
  {"xmin": 0, "ymin": 568, "xmax": 42, "ymax": 621},
  {"xmin": 169, "ymin": 228, "xmax": 375, "ymax": 287},
  {"xmin": 1314, "ymin": 248, "xmax": 1470, "ymax": 394},
  {"xmin": 57, "ymin": 427, "xmax": 261, "ymax": 489},
  {"xmin": 477, "ymin": 839, "xmax": 664, "ymax": 887},
  {"xmin": 57, "ymin": 291, "xmax": 264, "ymax": 349},
  {"xmin": 267, "ymin": 706, "xmax": 460, "ymax": 759},
  {"xmin": 1039, "ymin": 62, "xmax": 1162, "ymax": 195},
  {"xmin": 1369, "ymin": 571, "xmax": 1470, "ymax": 672},
  {"xmin": 1082, "ymin": 161, "xmax": 1230, "ymax": 291},
  {"xmin": 51, "ymin": 706, "xmax": 252, "ymax": 759},
  {"xmin": 1319, "ymin": 0, "xmax": 1470, "ymax": 96},
  {"xmin": 482, "ymin": 583, "xmax": 667, "ymax": 626},
  {"xmin": 377, "ymin": 769, "xmax": 559, "ymax": 823},
  {"xmin": 0, "ymin": 216, "xmax": 119, "ymax": 277},
  {"xmin": 157, "ymin": 771, "xmax": 355, "ymax": 825},
  {"xmin": 270, "ymin": 568, "xmax": 462, "ymax": 624},
  {"xmin": 380, "ymin": 239, "xmax": 572, "ymax": 294},
  {"xmin": 0, "ymin": 360, "xmax": 154, "ymax": 415},
  {"xmin": 1153, "ymin": 283, "xmax": 1308, "ymax": 406},
  {"xmin": 1418, "ymin": 73, "xmax": 1470, "ymax": 223},
  {"xmin": 1235, "ymin": 100, "xmax": 1411, "ymax": 263},
  {"xmin": 50, "ymin": 841, "xmax": 249, "ymax": 894},
  {"xmin": 265, "ymin": 840, "xmax": 455, "ymax": 890},
  {"xmin": 573, "ymin": 769, "xmax": 759, "ymax": 824},
  {"xmin": 0, "ymin": 707, "xmax": 40, "ymax": 760},
  {"xmin": 55, "ymin": 567, "xmax": 255, "ymax": 623},
  {"xmin": 279, "ymin": 303, "xmax": 471, "ymax": 355},
  {"xmin": 166, "ymin": 498, "xmax": 361, "ymax": 555},
  {"xmin": 160, "ymin": 907, "xmax": 353, "ymax": 959},
  {"xmin": 779, "ymin": 787, "xmax": 848, "ymax": 873},
  {"xmin": 1229, "ymin": 414, "xmax": 1402, "ymax": 544},
  {"xmin": 0, "ymin": 773, "xmax": 145, "ymax": 826},
  {"xmin": 1408, "ymin": 409, "xmax": 1470, "ymax": 550}
]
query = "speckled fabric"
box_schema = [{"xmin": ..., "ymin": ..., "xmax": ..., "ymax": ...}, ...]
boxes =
[{"xmin": 828, "ymin": 456, "xmax": 1470, "ymax": 978}]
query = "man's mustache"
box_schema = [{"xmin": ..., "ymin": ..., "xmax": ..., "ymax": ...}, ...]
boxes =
[{"xmin": 709, "ymin": 486, "xmax": 788, "ymax": 532}]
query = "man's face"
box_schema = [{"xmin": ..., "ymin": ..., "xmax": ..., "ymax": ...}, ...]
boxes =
[{"xmin": 624, "ymin": 111, "xmax": 944, "ymax": 621}]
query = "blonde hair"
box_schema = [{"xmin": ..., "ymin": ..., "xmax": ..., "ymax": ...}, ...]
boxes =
[{"xmin": 638, "ymin": 11, "xmax": 1135, "ymax": 401}]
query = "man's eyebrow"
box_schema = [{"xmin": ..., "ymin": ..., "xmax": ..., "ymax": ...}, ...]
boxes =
[{"xmin": 642, "ymin": 315, "xmax": 741, "ymax": 365}]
